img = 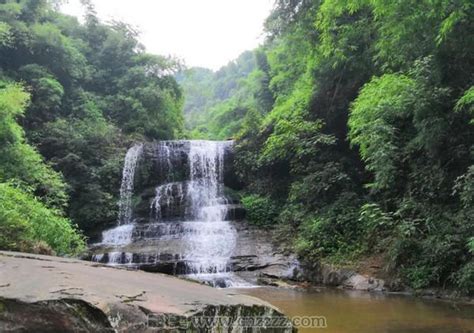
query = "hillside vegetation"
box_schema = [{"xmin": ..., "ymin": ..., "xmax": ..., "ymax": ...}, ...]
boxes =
[
  {"xmin": 0, "ymin": 0, "xmax": 183, "ymax": 253},
  {"xmin": 180, "ymin": 0, "xmax": 474, "ymax": 294}
]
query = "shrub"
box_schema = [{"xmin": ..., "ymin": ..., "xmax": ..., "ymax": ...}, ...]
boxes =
[
  {"xmin": 388, "ymin": 203, "xmax": 472, "ymax": 291},
  {"xmin": 241, "ymin": 194, "xmax": 279, "ymax": 226},
  {"xmin": 0, "ymin": 183, "xmax": 85, "ymax": 256},
  {"xmin": 358, "ymin": 203, "xmax": 393, "ymax": 249},
  {"xmin": 294, "ymin": 196, "xmax": 363, "ymax": 262},
  {"xmin": 454, "ymin": 262, "xmax": 474, "ymax": 296}
]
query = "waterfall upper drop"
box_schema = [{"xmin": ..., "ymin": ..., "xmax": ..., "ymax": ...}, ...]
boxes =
[
  {"xmin": 118, "ymin": 143, "xmax": 143, "ymax": 225},
  {"xmin": 92, "ymin": 140, "xmax": 248, "ymax": 287}
]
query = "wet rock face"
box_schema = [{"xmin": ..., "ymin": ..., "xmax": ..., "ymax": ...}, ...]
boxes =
[
  {"xmin": 0, "ymin": 251, "xmax": 295, "ymax": 333},
  {"xmin": 223, "ymin": 148, "xmax": 244, "ymax": 191},
  {"xmin": 131, "ymin": 141, "xmax": 240, "ymax": 222},
  {"xmin": 344, "ymin": 274, "xmax": 385, "ymax": 291},
  {"xmin": 133, "ymin": 142, "xmax": 190, "ymax": 221}
]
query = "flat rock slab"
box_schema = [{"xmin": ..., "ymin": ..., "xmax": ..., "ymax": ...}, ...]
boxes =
[{"xmin": 0, "ymin": 251, "xmax": 293, "ymax": 332}]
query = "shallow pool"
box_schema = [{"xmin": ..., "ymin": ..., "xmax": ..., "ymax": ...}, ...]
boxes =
[{"xmin": 233, "ymin": 287, "xmax": 474, "ymax": 333}]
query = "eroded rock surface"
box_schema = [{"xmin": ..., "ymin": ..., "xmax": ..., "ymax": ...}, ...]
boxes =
[
  {"xmin": 231, "ymin": 222, "xmax": 302, "ymax": 284},
  {"xmin": 300, "ymin": 262, "xmax": 386, "ymax": 292},
  {"xmin": 0, "ymin": 251, "xmax": 294, "ymax": 332}
]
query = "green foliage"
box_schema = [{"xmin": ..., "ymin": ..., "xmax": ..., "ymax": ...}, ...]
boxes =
[
  {"xmin": 241, "ymin": 194, "xmax": 279, "ymax": 226},
  {"xmin": 177, "ymin": 50, "xmax": 267, "ymax": 139},
  {"xmin": 207, "ymin": 0, "xmax": 474, "ymax": 294},
  {"xmin": 388, "ymin": 200, "xmax": 472, "ymax": 292},
  {"xmin": 30, "ymin": 22, "xmax": 87, "ymax": 81},
  {"xmin": 455, "ymin": 86, "xmax": 474, "ymax": 124},
  {"xmin": 0, "ymin": 21, "xmax": 13, "ymax": 47},
  {"xmin": 454, "ymin": 166, "xmax": 474, "ymax": 209},
  {"xmin": 0, "ymin": 82, "xmax": 67, "ymax": 208},
  {"xmin": 0, "ymin": 81, "xmax": 84, "ymax": 255},
  {"xmin": 292, "ymin": 194, "xmax": 363, "ymax": 262},
  {"xmin": 454, "ymin": 262, "xmax": 474, "ymax": 295},
  {"xmin": 358, "ymin": 203, "xmax": 393, "ymax": 247},
  {"xmin": 349, "ymin": 74, "xmax": 417, "ymax": 190},
  {"xmin": 469, "ymin": 238, "xmax": 474, "ymax": 255},
  {"xmin": 0, "ymin": 182, "xmax": 85, "ymax": 255},
  {"xmin": 347, "ymin": 56, "xmax": 472, "ymax": 290},
  {"xmin": 261, "ymin": 117, "xmax": 333, "ymax": 164},
  {"xmin": 317, "ymin": 0, "xmax": 474, "ymax": 70},
  {"xmin": 0, "ymin": 83, "xmax": 29, "ymax": 144},
  {"xmin": 0, "ymin": 0, "xmax": 184, "ymax": 235},
  {"xmin": 37, "ymin": 114, "xmax": 123, "ymax": 231}
]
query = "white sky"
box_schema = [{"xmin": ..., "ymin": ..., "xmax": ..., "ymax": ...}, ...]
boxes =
[{"xmin": 60, "ymin": 0, "xmax": 274, "ymax": 70}]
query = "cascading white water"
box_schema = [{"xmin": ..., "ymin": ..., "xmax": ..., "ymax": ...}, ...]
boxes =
[
  {"xmin": 186, "ymin": 141, "xmax": 222, "ymax": 219},
  {"xmin": 150, "ymin": 141, "xmax": 238, "ymax": 283},
  {"xmin": 93, "ymin": 140, "xmax": 250, "ymax": 287},
  {"xmin": 182, "ymin": 141, "xmax": 237, "ymax": 278},
  {"xmin": 94, "ymin": 144, "xmax": 142, "ymax": 250},
  {"xmin": 101, "ymin": 224, "xmax": 134, "ymax": 246},
  {"xmin": 118, "ymin": 143, "xmax": 143, "ymax": 225}
]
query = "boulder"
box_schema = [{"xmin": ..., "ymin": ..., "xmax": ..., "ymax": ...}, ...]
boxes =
[
  {"xmin": 301, "ymin": 261, "xmax": 386, "ymax": 291},
  {"xmin": 0, "ymin": 251, "xmax": 294, "ymax": 332},
  {"xmin": 343, "ymin": 274, "xmax": 386, "ymax": 292}
]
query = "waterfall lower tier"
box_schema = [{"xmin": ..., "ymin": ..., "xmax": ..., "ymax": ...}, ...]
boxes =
[
  {"xmin": 90, "ymin": 221, "xmax": 252, "ymax": 287},
  {"xmin": 90, "ymin": 140, "xmax": 252, "ymax": 287},
  {"xmin": 88, "ymin": 220, "xmax": 301, "ymax": 288}
]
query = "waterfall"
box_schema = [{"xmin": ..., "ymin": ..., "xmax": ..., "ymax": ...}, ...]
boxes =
[
  {"xmin": 101, "ymin": 224, "xmax": 134, "ymax": 246},
  {"xmin": 181, "ymin": 141, "xmax": 236, "ymax": 277},
  {"xmin": 186, "ymin": 141, "xmax": 226, "ymax": 219},
  {"xmin": 149, "ymin": 141, "xmax": 237, "ymax": 280},
  {"xmin": 118, "ymin": 143, "xmax": 143, "ymax": 225},
  {"xmin": 93, "ymin": 144, "xmax": 142, "ymax": 254},
  {"xmin": 93, "ymin": 140, "xmax": 249, "ymax": 287}
]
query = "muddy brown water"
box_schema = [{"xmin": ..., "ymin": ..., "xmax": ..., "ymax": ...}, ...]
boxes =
[{"xmin": 233, "ymin": 287, "xmax": 474, "ymax": 333}]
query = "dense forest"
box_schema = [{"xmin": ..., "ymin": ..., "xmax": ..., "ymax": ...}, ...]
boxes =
[
  {"xmin": 176, "ymin": 50, "xmax": 259, "ymax": 139},
  {"xmin": 0, "ymin": 0, "xmax": 183, "ymax": 254},
  {"xmin": 0, "ymin": 0, "xmax": 473, "ymax": 295},
  {"xmin": 180, "ymin": 0, "xmax": 474, "ymax": 293}
]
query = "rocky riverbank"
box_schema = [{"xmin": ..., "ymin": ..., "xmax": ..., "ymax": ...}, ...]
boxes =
[{"xmin": 0, "ymin": 251, "xmax": 294, "ymax": 332}]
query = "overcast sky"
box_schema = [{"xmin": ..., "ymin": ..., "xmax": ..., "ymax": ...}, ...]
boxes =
[{"xmin": 60, "ymin": 0, "xmax": 274, "ymax": 70}]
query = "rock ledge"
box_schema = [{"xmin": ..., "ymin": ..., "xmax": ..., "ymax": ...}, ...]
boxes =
[{"xmin": 0, "ymin": 251, "xmax": 293, "ymax": 332}]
